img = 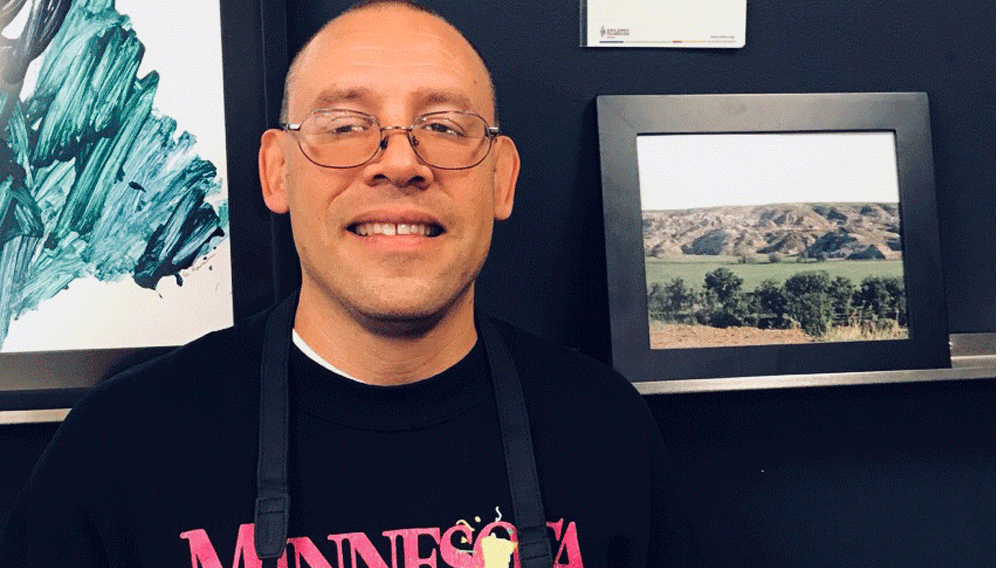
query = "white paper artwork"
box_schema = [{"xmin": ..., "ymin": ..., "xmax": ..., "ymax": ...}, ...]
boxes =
[{"xmin": 0, "ymin": 0, "xmax": 233, "ymax": 353}]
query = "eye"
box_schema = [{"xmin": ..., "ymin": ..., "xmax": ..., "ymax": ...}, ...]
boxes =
[
  {"xmin": 306, "ymin": 111, "xmax": 373, "ymax": 138},
  {"xmin": 330, "ymin": 122, "xmax": 366, "ymax": 134},
  {"xmin": 418, "ymin": 118, "xmax": 467, "ymax": 137}
]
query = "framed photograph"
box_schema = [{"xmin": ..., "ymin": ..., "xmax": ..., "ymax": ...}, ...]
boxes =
[
  {"xmin": 597, "ymin": 93, "xmax": 950, "ymax": 384},
  {"xmin": 0, "ymin": 0, "xmax": 285, "ymax": 415}
]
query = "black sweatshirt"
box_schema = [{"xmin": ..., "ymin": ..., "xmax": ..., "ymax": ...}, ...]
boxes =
[{"xmin": 1, "ymin": 305, "xmax": 690, "ymax": 567}]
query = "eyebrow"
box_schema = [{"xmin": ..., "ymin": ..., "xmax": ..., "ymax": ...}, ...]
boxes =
[
  {"xmin": 307, "ymin": 87, "xmax": 481, "ymax": 116},
  {"xmin": 413, "ymin": 88, "xmax": 477, "ymax": 112},
  {"xmin": 311, "ymin": 87, "xmax": 372, "ymax": 108}
]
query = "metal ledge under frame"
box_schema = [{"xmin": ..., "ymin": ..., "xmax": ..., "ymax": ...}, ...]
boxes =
[
  {"xmin": 0, "ymin": 334, "xmax": 994, "ymax": 424},
  {"xmin": 635, "ymin": 332, "xmax": 995, "ymax": 395}
]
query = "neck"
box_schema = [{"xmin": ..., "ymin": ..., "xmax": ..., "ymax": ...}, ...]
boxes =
[{"xmin": 292, "ymin": 286, "xmax": 478, "ymax": 386}]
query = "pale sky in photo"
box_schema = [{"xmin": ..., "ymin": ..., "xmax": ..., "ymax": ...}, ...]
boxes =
[{"xmin": 637, "ymin": 131, "xmax": 900, "ymax": 211}]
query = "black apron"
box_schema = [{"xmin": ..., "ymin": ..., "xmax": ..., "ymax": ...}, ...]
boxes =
[{"xmin": 253, "ymin": 292, "xmax": 553, "ymax": 568}]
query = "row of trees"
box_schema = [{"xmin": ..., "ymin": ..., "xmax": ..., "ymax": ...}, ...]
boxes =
[{"xmin": 647, "ymin": 268, "xmax": 906, "ymax": 337}]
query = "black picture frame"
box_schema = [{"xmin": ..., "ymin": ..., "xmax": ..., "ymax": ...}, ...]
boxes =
[
  {"xmin": 0, "ymin": 0, "xmax": 286, "ymax": 414},
  {"xmin": 597, "ymin": 92, "xmax": 951, "ymax": 384}
]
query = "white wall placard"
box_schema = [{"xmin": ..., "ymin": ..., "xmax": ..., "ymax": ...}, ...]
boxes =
[{"xmin": 582, "ymin": 0, "xmax": 746, "ymax": 48}]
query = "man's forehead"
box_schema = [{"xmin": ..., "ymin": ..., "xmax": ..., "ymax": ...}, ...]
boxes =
[
  {"xmin": 307, "ymin": 27, "xmax": 469, "ymax": 66},
  {"xmin": 310, "ymin": 86, "xmax": 478, "ymax": 112}
]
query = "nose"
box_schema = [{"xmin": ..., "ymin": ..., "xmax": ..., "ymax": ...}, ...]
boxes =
[
  {"xmin": 366, "ymin": 127, "xmax": 432, "ymax": 189},
  {"xmin": 378, "ymin": 126, "xmax": 412, "ymax": 149}
]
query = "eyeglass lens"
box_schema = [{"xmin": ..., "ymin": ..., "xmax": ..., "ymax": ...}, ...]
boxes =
[{"xmin": 295, "ymin": 111, "xmax": 493, "ymax": 169}]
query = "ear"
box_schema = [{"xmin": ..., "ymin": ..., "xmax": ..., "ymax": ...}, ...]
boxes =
[
  {"xmin": 259, "ymin": 129, "xmax": 289, "ymax": 214},
  {"xmin": 491, "ymin": 136, "xmax": 520, "ymax": 220}
]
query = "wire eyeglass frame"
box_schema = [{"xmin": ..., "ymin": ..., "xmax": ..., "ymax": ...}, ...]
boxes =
[{"xmin": 281, "ymin": 109, "xmax": 502, "ymax": 170}]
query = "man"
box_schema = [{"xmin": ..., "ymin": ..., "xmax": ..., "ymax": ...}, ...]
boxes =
[{"xmin": 0, "ymin": 2, "xmax": 690, "ymax": 566}]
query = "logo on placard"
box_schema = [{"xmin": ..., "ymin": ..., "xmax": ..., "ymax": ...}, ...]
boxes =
[{"xmin": 601, "ymin": 25, "xmax": 630, "ymax": 38}]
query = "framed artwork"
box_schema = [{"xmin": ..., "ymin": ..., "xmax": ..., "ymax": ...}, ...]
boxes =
[
  {"xmin": 0, "ymin": 0, "xmax": 285, "ymax": 415},
  {"xmin": 597, "ymin": 92, "xmax": 951, "ymax": 384}
]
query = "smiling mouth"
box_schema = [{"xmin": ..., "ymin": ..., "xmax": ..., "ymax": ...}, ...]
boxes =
[{"xmin": 348, "ymin": 222, "xmax": 444, "ymax": 237}]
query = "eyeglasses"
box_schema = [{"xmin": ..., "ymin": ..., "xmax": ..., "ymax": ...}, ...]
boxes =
[{"xmin": 281, "ymin": 109, "xmax": 502, "ymax": 170}]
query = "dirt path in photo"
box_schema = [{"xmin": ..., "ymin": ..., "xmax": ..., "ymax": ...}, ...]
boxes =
[{"xmin": 650, "ymin": 324, "xmax": 812, "ymax": 349}]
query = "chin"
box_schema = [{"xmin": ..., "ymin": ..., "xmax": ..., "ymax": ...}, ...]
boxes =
[
  {"xmin": 354, "ymin": 284, "xmax": 474, "ymax": 338},
  {"xmin": 356, "ymin": 306, "xmax": 447, "ymax": 337}
]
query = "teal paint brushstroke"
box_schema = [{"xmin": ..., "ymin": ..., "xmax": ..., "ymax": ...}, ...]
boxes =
[
  {"xmin": 0, "ymin": 136, "xmax": 45, "ymax": 344},
  {"xmin": 0, "ymin": 0, "xmax": 228, "ymax": 350},
  {"xmin": 51, "ymin": 70, "xmax": 158, "ymax": 239},
  {"xmin": 134, "ymin": 189, "xmax": 224, "ymax": 289},
  {"xmin": 0, "ymin": 0, "xmax": 71, "ymax": 125},
  {"xmin": 26, "ymin": 0, "xmax": 142, "ymax": 165}
]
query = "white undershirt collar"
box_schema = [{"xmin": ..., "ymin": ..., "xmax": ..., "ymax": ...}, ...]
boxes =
[{"xmin": 291, "ymin": 329, "xmax": 362, "ymax": 382}]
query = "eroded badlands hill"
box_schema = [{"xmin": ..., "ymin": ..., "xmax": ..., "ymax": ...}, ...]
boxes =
[{"xmin": 642, "ymin": 203, "xmax": 901, "ymax": 260}]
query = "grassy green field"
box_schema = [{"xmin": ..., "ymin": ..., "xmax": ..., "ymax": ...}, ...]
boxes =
[{"xmin": 645, "ymin": 257, "xmax": 904, "ymax": 290}]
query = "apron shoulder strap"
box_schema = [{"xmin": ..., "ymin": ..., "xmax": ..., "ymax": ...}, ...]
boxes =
[
  {"xmin": 255, "ymin": 292, "xmax": 297, "ymax": 567},
  {"xmin": 477, "ymin": 314, "xmax": 554, "ymax": 568}
]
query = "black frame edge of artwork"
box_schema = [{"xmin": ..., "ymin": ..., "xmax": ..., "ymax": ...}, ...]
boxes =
[
  {"xmin": 596, "ymin": 93, "xmax": 951, "ymax": 384},
  {"xmin": 0, "ymin": 0, "xmax": 285, "ymax": 412}
]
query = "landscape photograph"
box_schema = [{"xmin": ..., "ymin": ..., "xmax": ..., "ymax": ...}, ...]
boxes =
[{"xmin": 637, "ymin": 131, "xmax": 909, "ymax": 349}]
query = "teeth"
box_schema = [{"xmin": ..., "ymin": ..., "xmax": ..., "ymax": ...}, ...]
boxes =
[{"xmin": 353, "ymin": 223, "xmax": 437, "ymax": 236}]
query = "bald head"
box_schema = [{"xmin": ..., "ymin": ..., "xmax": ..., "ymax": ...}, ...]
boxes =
[{"xmin": 280, "ymin": 1, "xmax": 497, "ymax": 125}]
